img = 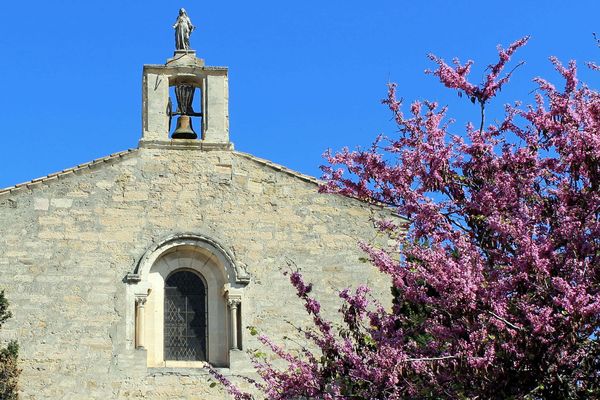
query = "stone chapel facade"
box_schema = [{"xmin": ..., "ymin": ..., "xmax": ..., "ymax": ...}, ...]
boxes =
[{"xmin": 0, "ymin": 43, "xmax": 393, "ymax": 399}]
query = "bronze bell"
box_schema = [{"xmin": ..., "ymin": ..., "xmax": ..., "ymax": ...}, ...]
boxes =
[{"xmin": 171, "ymin": 115, "xmax": 197, "ymax": 139}]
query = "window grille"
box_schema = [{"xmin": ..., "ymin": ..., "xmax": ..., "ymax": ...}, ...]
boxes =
[{"xmin": 164, "ymin": 271, "xmax": 207, "ymax": 361}]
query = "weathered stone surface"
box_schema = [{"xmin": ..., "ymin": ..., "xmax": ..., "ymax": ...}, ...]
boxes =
[{"xmin": 0, "ymin": 145, "xmax": 398, "ymax": 399}]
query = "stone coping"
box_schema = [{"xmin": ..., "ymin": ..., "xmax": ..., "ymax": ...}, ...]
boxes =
[
  {"xmin": 233, "ymin": 151, "xmax": 321, "ymax": 186},
  {"xmin": 234, "ymin": 152, "xmax": 402, "ymax": 217},
  {"xmin": 0, "ymin": 145, "xmax": 320, "ymax": 197},
  {"xmin": 143, "ymin": 64, "xmax": 228, "ymax": 72},
  {"xmin": 0, "ymin": 145, "xmax": 401, "ymax": 219},
  {"xmin": 0, "ymin": 149, "xmax": 137, "ymax": 197},
  {"xmin": 139, "ymin": 139, "xmax": 234, "ymax": 152}
]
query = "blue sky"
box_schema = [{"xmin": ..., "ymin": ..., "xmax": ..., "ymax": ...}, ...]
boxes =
[{"xmin": 0, "ymin": 1, "xmax": 598, "ymax": 188}]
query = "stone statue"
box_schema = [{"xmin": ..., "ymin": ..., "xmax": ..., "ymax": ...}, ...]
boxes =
[{"xmin": 173, "ymin": 8, "xmax": 195, "ymax": 50}]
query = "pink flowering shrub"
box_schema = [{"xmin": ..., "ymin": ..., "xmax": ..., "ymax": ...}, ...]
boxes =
[{"xmin": 217, "ymin": 38, "xmax": 600, "ymax": 399}]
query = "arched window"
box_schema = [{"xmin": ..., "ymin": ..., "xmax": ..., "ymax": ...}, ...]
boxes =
[
  {"xmin": 164, "ymin": 271, "xmax": 207, "ymax": 361},
  {"xmin": 128, "ymin": 234, "xmax": 249, "ymax": 368}
]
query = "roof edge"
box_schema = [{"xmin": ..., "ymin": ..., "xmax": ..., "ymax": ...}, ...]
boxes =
[
  {"xmin": 233, "ymin": 151, "xmax": 321, "ymax": 186},
  {"xmin": 0, "ymin": 147, "xmax": 406, "ymax": 222},
  {"xmin": 232, "ymin": 151, "xmax": 404, "ymax": 220},
  {"xmin": 0, "ymin": 149, "xmax": 138, "ymax": 197}
]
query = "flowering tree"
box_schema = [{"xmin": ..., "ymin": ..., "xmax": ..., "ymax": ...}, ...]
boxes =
[{"xmin": 216, "ymin": 38, "xmax": 600, "ymax": 399}]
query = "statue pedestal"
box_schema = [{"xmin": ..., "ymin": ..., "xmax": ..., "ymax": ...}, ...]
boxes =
[
  {"xmin": 174, "ymin": 49, "xmax": 196, "ymax": 57},
  {"xmin": 167, "ymin": 50, "xmax": 205, "ymax": 66}
]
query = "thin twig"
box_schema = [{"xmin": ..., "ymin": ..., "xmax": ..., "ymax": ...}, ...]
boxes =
[
  {"xmin": 402, "ymin": 355, "xmax": 458, "ymax": 363},
  {"xmin": 487, "ymin": 310, "xmax": 524, "ymax": 331}
]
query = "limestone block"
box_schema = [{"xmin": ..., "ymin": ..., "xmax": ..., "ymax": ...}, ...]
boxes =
[
  {"xmin": 33, "ymin": 197, "xmax": 49, "ymax": 211},
  {"xmin": 247, "ymin": 180, "xmax": 263, "ymax": 194},
  {"xmin": 51, "ymin": 198, "xmax": 73, "ymax": 208}
]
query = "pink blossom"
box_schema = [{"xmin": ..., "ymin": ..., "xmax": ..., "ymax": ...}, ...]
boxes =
[{"xmin": 212, "ymin": 37, "xmax": 600, "ymax": 400}]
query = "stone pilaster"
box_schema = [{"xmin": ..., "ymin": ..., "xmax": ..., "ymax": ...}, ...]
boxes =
[{"xmin": 135, "ymin": 296, "xmax": 148, "ymax": 349}]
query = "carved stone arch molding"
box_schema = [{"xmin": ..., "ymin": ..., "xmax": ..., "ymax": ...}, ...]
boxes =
[
  {"xmin": 128, "ymin": 233, "xmax": 250, "ymax": 285},
  {"xmin": 125, "ymin": 233, "xmax": 249, "ymax": 368}
]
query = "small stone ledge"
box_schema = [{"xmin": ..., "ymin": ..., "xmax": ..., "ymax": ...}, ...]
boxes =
[
  {"xmin": 147, "ymin": 366, "xmax": 231, "ymax": 377},
  {"xmin": 124, "ymin": 273, "xmax": 141, "ymax": 283},
  {"xmin": 139, "ymin": 139, "xmax": 234, "ymax": 151},
  {"xmin": 143, "ymin": 65, "xmax": 228, "ymax": 74}
]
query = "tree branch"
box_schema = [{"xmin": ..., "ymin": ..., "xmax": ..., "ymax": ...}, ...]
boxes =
[
  {"xmin": 402, "ymin": 355, "xmax": 458, "ymax": 363},
  {"xmin": 487, "ymin": 311, "xmax": 524, "ymax": 331}
]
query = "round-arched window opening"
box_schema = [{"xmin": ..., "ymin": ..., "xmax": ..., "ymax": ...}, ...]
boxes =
[{"xmin": 164, "ymin": 270, "xmax": 207, "ymax": 361}]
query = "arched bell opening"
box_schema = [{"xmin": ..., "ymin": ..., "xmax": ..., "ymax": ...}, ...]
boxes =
[
  {"xmin": 167, "ymin": 77, "xmax": 204, "ymax": 140},
  {"xmin": 141, "ymin": 62, "xmax": 230, "ymax": 146}
]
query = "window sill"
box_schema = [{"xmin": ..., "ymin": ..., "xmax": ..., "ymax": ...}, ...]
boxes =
[
  {"xmin": 147, "ymin": 365, "xmax": 232, "ymax": 377},
  {"xmin": 164, "ymin": 360, "xmax": 208, "ymax": 368}
]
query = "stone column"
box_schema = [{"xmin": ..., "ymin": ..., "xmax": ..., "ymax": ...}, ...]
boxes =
[
  {"xmin": 224, "ymin": 285, "xmax": 244, "ymax": 351},
  {"xmin": 135, "ymin": 296, "xmax": 147, "ymax": 349},
  {"xmin": 228, "ymin": 299, "xmax": 241, "ymax": 350}
]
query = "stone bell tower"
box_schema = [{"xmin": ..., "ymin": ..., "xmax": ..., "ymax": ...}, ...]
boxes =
[{"xmin": 140, "ymin": 9, "xmax": 231, "ymax": 150}]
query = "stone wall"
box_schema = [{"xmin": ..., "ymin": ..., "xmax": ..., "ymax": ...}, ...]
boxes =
[{"xmin": 0, "ymin": 144, "xmax": 396, "ymax": 399}]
